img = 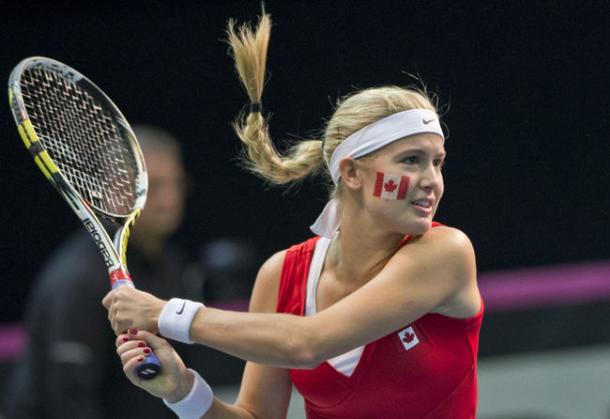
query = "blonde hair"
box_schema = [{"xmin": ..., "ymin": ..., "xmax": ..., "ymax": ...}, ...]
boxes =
[{"xmin": 227, "ymin": 11, "xmax": 439, "ymax": 188}]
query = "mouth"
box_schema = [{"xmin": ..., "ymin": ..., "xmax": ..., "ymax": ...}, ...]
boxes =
[
  {"xmin": 411, "ymin": 198, "xmax": 433, "ymax": 209},
  {"xmin": 411, "ymin": 198, "xmax": 434, "ymax": 215}
]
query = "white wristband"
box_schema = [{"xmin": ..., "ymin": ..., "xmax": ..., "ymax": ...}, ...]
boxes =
[
  {"xmin": 163, "ymin": 369, "xmax": 213, "ymax": 419},
  {"xmin": 158, "ymin": 298, "xmax": 204, "ymax": 344}
]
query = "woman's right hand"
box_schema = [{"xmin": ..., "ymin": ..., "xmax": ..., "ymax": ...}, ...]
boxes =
[{"xmin": 116, "ymin": 330, "xmax": 194, "ymax": 403}]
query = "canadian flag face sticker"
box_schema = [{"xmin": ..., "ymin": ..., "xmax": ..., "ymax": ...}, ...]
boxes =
[
  {"xmin": 373, "ymin": 172, "xmax": 410, "ymax": 200},
  {"xmin": 398, "ymin": 326, "xmax": 419, "ymax": 351}
]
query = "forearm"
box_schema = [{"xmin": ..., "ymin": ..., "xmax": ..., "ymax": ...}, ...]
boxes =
[
  {"xmin": 190, "ymin": 307, "xmax": 319, "ymax": 369},
  {"xmin": 165, "ymin": 370, "xmax": 264, "ymax": 419},
  {"xmin": 203, "ymin": 399, "xmax": 256, "ymax": 419},
  {"xmin": 163, "ymin": 376, "xmax": 256, "ymax": 419}
]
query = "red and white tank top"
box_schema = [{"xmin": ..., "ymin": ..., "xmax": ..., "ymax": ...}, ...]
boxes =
[{"xmin": 276, "ymin": 225, "xmax": 483, "ymax": 418}]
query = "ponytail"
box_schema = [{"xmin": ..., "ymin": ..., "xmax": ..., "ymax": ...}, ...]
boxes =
[{"xmin": 227, "ymin": 11, "xmax": 324, "ymax": 184}]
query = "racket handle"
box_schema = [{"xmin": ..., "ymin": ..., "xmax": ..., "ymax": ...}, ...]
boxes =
[
  {"xmin": 135, "ymin": 351, "xmax": 162, "ymax": 380},
  {"xmin": 109, "ymin": 268, "xmax": 162, "ymax": 380}
]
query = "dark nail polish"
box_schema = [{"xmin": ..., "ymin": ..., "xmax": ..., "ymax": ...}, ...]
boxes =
[
  {"xmin": 137, "ymin": 342, "xmax": 145, "ymax": 348},
  {"xmin": 137, "ymin": 356, "xmax": 144, "ymax": 362},
  {"xmin": 129, "ymin": 329, "xmax": 138, "ymax": 335},
  {"xmin": 122, "ymin": 337, "xmax": 130, "ymax": 342},
  {"xmin": 143, "ymin": 348, "xmax": 151, "ymax": 354}
]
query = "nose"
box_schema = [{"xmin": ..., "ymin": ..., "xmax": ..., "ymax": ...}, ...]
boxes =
[{"xmin": 419, "ymin": 163, "xmax": 441, "ymax": 190}]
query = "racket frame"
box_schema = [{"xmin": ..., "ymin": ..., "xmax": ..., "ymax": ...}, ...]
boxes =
[
  {"xmin": 8, "ymin": 57, "xmax": 161, "ymax": 379},
  {"xmin": 9, "ymin": 56, "xmax": 147, "ymax": 284}
]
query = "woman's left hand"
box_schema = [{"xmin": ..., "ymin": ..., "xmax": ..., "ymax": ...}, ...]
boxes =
[
  {"xmin": 116, "ymin": 330, "xmax": 194, "ymax": 402},
  {"xmin": 102, "ymin": 286, "xmax": 166, "ymax": 335}
]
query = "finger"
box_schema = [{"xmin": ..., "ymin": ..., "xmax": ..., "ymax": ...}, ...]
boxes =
[
  {"xmin": 107, "ymin": 303, "xmax": 123, "ymax": 336},
  {"xmin": 113, "ymin": 320, "xmax": 125, "ymax": 337},
  {"xmin": 115, "ymin": 333, "xmax": 148, "ymax": 354},
  {"xmin": 115, "ymin": 330, "xmax": 144, "ymax": 350},
  {"xmin": 112, "ymin": 308, "xmax": 137, "ymax": 336},
  {"xmin": 115, "ymin": 333, "xmax": 134, "ymax": 347},
  {"xmin": 108, "ymin": 310, "xmax": 115, "ymax": 329},
  {"xmin": 109, "ymin": 315, "xmax": 119, "ymax": 336},
  {"xmin": 119, "ymin": 346, "xmax": 152, "ymax": 366},
  {"xmin": 101, "ymin": 289, "xmax": 116, "ymax": 309},
  {"xmin": 125, "ymin": 329, "xmax": 167, "ymax": 351},
  {"xmin": 115, "ymin": 334, "xmax": 148, "ymax": 355},
  {"xmin": 123, "ymin": 354, "xmax": 147, "ymax": 382}
]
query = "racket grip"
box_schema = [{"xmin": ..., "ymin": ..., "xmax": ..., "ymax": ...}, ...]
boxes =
[
  {"xmin": 109, "ymin": 269, "xmax": 163, "ymax": 380},
  {"xmin": 135, "ymin": 351, "xmax": 162, "ymax": 380}
]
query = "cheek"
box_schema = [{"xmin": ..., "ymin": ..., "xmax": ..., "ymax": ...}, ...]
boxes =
[
  {"xmin": 371, "ymin": 172, "xmax": 410, "ymax": 200},
  {"xmin": 437, "ymin": 176, "xmax": 445, "ymax": 199}
]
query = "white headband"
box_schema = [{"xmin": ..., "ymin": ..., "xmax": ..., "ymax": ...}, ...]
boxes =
[{"xmin": 310, "ymin": 108, "xmax": 444, "ymax": 238}]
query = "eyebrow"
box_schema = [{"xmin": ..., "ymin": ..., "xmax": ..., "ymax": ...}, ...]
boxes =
[{"xmin": 397, "ymin": 148, "xmax": 447, "ymax": 158}]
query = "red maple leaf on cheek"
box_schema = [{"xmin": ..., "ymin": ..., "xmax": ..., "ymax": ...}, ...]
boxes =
[
  {"xmin": 384, "ymin": 179, "xmax": 398, "ymax": 192},
  {"xmin": 402, "ymin": 333, "xmax": 414, "ymax": 344}
]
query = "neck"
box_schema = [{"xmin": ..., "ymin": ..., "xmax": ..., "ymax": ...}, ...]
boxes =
[{"xmin": 327, "ymin": 207, "xmax": 405, "ymax": 285}]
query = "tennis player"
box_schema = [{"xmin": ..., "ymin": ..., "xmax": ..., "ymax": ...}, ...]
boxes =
[{"xmin": 103, "ymin": 12, "xmax": 483, "ymax": 419}]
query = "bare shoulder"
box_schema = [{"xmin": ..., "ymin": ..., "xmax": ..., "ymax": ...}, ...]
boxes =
[
  {"xmin": 405, "ymin": 226, "xmax": 475, "ymax": 267},
  {"xmin": 421, "ymin": 225, "xmax": 473, "ymax": 245},
  {"xmin": 394, "ymin": 226, "xmax": 477, "ymax": 301},
  {"xmin": 248, "ymin": 249, "xmax": 287, "ymax": 313},
  {"xmin": 403, "ymin": 226, "xmax": 479, "ymax": 316}
]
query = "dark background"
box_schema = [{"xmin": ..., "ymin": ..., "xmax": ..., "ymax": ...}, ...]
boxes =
[{"xmin": 1, "ymin": 0, "xmax": 609, "ymax": 324}]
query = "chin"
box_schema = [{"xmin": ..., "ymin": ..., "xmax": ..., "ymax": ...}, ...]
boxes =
[{"xmin": 401, "ymin": 218, "xmax": 432, "ymax": 236}]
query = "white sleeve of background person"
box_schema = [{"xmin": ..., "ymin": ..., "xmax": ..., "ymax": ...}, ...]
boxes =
[
  {"xmin": 158, "ymin": 298, "xmax": 204, "ymax": 344},
  {"xmin": 164, "ymin": 369, "xmax": 214, "ymax": 418}
]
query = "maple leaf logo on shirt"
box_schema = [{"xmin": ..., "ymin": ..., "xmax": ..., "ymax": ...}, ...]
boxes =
[
  {"xmin": 402, "ymin": 332, "xmax": 415, "ymax": 344},
  {"xmin": 384, "ymin": 179, "xmax": 398, "ymax": 192},
  {"xmin": 398, "ymin": 326, "xmax": 419, "ymax": 351}
]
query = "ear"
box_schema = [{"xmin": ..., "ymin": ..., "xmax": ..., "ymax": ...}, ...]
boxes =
[{"xmin": 338, "ymin": 158, "xmax": 362, "ymax": 190}]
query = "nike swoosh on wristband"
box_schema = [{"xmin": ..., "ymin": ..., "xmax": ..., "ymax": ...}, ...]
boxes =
[
  {"xmin": 422, "ymin": 118, "xmax": 435, "ymax": 124},
  {"xmin": 176, "ymin": 300, "xmax": 186, "ymax": 315}
]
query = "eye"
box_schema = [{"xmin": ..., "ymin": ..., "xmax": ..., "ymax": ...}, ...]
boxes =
[
  {"xmin": 402, "ymin": 156, "xmax": 419, "ymax": 165},
  {"xmin": 434, "ymin": 158, "xmax": 445, "ymax": 168}
]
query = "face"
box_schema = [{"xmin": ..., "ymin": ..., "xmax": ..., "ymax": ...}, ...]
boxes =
[
  {"xmin": 135, "ymin": 149, "xmax": 188, "ymax": 239},
  {"xmin": 352, "ymin": 133, "xmax": 445, "ymax": 235}
]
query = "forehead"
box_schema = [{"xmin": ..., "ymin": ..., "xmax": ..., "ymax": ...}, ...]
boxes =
[{"xmin": 376, "ymin": 133, "xmax": 446, "ymax": 156}]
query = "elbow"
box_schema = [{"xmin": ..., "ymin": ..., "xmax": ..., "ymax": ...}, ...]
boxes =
[
  {"xmin": 287, "ymin": 346, "xmax": 323, "ymax": 370},
  {"xmin": 283, "ymin": 330, "xmax": 324, "ymax": 369}
]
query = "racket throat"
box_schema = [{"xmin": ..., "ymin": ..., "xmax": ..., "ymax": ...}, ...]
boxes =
[{"xmin": 109, "ymin": 267, "xmax": 134, "ymax": 289}]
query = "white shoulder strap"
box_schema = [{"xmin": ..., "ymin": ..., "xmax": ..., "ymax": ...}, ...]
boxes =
[{"xmin": 305, "ymin": 237, "xmax": 331, "ymax": 316}]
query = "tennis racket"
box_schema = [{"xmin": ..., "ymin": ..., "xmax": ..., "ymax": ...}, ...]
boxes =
[{"xmin": 8, "ymin": 56, "xmax": 161, "ymax": 379}]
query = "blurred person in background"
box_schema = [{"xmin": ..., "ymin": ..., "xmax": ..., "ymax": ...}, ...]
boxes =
[
  {"xmin": 2, "ymin": 125, "xmax": 209, "ymax": 419},
  {"xmin": 200, "ymin": 238, "xmax": 261, "ymax": 304}
]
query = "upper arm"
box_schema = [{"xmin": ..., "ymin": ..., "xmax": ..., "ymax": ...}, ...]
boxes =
[
  {"xmin": 232, "ymin": 251, "xmax": 293, "ymax": 419},
  {"xmin": 304, "ymin": 227, "xmax": 478, "ymax": 361}
]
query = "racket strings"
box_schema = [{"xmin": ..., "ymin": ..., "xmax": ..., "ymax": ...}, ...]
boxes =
[{"xmin": 20, "ymin": 67, "xmax": 139, "ymax": 216}]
